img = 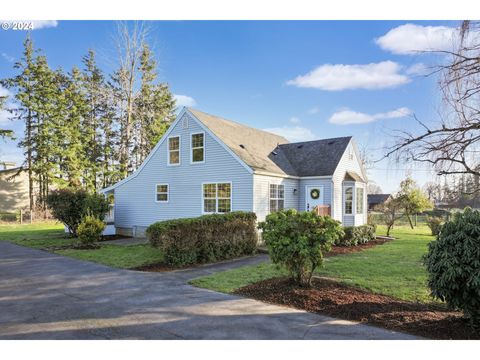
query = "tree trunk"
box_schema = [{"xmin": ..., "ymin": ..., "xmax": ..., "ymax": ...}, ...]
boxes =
[{"xmin": 406, "ymin": 213, "xmax": 414, "ymax": 229}]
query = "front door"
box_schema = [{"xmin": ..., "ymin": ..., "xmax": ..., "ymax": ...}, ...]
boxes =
[{"xmin": 306, "ymin": 186, "xmax": 324, "ymax": 211}]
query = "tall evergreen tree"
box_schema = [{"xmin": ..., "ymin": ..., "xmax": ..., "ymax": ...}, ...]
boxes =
[
  {"xmin": 132, "ymin": 44, "xmax": 175, "ymax": 167},
  {"xmin": 2, "ymin": 36, "xmax": 38, "ymax": 212}
]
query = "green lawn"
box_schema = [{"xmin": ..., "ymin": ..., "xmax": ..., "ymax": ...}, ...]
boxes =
[
  {"xmin": 0, "ymin": 222, "xmax": 164, "ymax": 269},
  {"xmin": 0, "ymin": 221, "xmax": 70, "ymax": 248},
  {"xmin": 56, "ymin": 244, "xmax": 164, "ymax": 269},
  {"xmin": 191, "ymin": 225, "xmax": 436, "ymax": 303}
]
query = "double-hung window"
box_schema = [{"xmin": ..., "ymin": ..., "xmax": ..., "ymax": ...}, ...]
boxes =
[
  {"xmin": 168, "ymin": 136, "xmax": 180, "ymax": 165},
  {"xmin": 344, "ymin": 187, "xmax": 353, "ymax": 214},
  {"xmin": 269, "ymin": 184, "xmax": 285, "ymax": 213},
  {"xmin": 156, "ymin": 184, "xmax": 169, "ymax": 203},
  {"xmin": 356, "ymin": 187, "xmax": 364, "ymax": 214},
  {"xmin": 203, "ymin": 182, "xmax": 231, "ymax": 213},
  {"xmin": 191, "ymin": 133, "xmax": 205, "ymax": 163}
]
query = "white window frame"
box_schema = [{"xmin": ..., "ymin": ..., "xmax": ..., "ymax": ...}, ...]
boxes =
[
  {"xmin": 201, "ymin": 181, "xmax": 232, "ymax": 214},
  {"xmin": 344, "ymin": 186, "xmax": 354, "ymax": 215},
  {"xmin": 167, "ymin": 135, "xmax": 181, "ymax": 166},
  {"xmin": 356, "ymin": 187, "xmax": 364, "ymax": 214},
  {"xmin": 190, "ymin": 132, "xmax": 205, "ymax": 164},
  {"xmin": 269, "ymin": 183, "xmax": 285, "ymax": 213},
  {"xmin": 155, "ymin": 183, "xmax": 169, "ymax": 203}
]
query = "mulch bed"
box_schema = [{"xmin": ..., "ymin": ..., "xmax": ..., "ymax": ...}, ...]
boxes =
[
  {"xmin": 234, "ymin": 277, "xmax": 480, "ymax": 339},
  {"xmin": 326, "ymin": 238, "xmax": 391, "ymax": 257},
  {"xmin": 133, "ymin": 262, "xmax": 183, "ymax": 272}
]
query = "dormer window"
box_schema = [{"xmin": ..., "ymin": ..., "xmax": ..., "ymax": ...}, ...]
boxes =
[
  {"xmin": 168, "ymin": 136, "xmax": 180, "ymax": 165},
  {"xmin": 191, "ymin": 132, "xmax": 205, "ymax": 163}
]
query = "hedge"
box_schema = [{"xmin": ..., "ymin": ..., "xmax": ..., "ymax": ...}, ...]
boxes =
[
  {"xmin": 146, "ymin": 211, "xmax": 258, "ymax": 267},
  {"xmin": 335, "ymin": 224, "xmax": 376, "ymax": 246}
]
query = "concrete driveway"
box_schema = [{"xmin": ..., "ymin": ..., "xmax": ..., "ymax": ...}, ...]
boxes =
[{"xmin": 0, "ymin": 241, "xmax": 418, "ymax": 339}]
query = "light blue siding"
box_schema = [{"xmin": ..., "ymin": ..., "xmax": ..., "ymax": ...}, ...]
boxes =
[
  {"xmin": 298, "ymin": 178, "xmax": 333, "ymax": 212},
  {"xmin": 114, "ymin": 112, "xmax": 253, "ymax": 232},
  {"xmin": 253, "ymin": 174, "xmax": 299, "ymax": 222}
]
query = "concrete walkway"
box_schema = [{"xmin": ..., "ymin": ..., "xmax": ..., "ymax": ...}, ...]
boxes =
[{"xmin": 0, "ymin": 241, "xmax": 418, "ymax": 339}]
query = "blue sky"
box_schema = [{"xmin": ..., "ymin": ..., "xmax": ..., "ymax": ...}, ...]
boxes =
[{"xmin": 0, "ymin": 20, "xmax": 461, "ymax": 192}]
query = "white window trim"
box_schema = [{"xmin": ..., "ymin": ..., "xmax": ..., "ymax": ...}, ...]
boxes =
[
  {"xmin": 201, "ymin": 181, "xmax": 232, "ymax": 214},
  {"xmin": 356, "ymin": 187, "xmax": 364, "ymax": 215},
  {"xmin": 343, "ymin": 185, "xmax": 354, "ymax": 216},
  {"xmin": 190, "ymin": 131, "xmax": 205, "ymax": 164},
  {"xmin": 269, "ymin": 182, "xmax": 285, "ymax": 213},
  {"xmin": 155, "ymin": 183, "xmax": 169, "ymax": 203},
  {"xmin": 167, "ymin": 135, "xmax": 181, "ymax": 166}
]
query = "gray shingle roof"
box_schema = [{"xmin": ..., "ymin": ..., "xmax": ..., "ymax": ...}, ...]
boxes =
[
  {"xmin": 189, "ymin": 108, "xmax": 352, "ymax": 177},
  {"xmin": 368, "ymin": 194, "xmax": 391, "ymax": 206}
]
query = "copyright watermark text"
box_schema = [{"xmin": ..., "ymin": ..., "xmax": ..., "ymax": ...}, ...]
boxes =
[{"xmin": 2, "ymin": 21, "xmax": 34, "ymax": 31}]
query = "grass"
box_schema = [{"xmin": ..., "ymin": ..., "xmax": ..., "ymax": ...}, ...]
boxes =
[
  {"xmin": 56, "ymin": 244, "xmax": 164, "ymax": 269},
  {"xmin": 191, "ymin": 224, "xmax": 436, "ymax": 303},
  {"xmin": 0, "ymin": 221, "xmax": 164, "ymax": 269},
  {"xmin": 0, "ymin": 221, "xmax": 70, "ymax": 248}
]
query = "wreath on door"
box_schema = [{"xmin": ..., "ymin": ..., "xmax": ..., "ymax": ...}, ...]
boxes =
[{"xmin": 310, "ymin": 189, "xmax": 320, "ymax": 199}]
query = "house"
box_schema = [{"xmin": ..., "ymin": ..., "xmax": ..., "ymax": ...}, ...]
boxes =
[
  {"xmin": 367, "ymin": 194, "xmax": 391, "ymax": 211},
  {"xmin": 0, "ymin": 162, "xmax": 30, "ymax": 213},
  {"xmin": 100, "ymin": 108, "xmax": 368, "ymax": 237}
]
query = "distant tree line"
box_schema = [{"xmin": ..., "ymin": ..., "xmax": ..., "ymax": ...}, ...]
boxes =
[
  {"xmin": 423, "ymin": 171, "xmax": 480, "ymax": 209},
  {"xmin": 1, "ymin": 23, "xmax": 176, "ymax": 214}
]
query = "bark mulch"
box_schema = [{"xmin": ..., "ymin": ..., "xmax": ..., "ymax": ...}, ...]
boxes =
[
  {"xmin": 234, "ymin": 277, "xmax": 480, "ymax": 340},
  {"xmin": 326, "ymin": 238, "xmax": 391, "ymax": 257}
]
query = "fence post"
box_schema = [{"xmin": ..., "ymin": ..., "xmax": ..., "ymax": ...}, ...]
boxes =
[{"xmin": 20, "ymin": 209, "xmax": 23, "ymax": 225}]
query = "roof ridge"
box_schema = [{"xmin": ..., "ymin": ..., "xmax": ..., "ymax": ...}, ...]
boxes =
[
  {"xmin": 187, "ymin": 107, "xmax": 289, "ymax": 143},
  {"xmin": 281, "ymin": 136, "xmax": 352, "ymax": 147}
]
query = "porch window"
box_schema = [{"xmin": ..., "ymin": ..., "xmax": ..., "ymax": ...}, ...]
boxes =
[
  {"xmin": 269, "ymin": 184, "xmax": 285, "ymax": 213},
  {"xmin": 356, "ymin": 187, "xmax": 364, "ymax": 214},
  {"xmin": 168, "ymin": 136, "xmax": 180, "ymax": 165},
  {"xmin": 191, "ymin": 133, "xmax": 205, "ymax": 163},
  {"xmin": 203, "ymin": 182, "xmax": 231, "ymax": 213},
  {"xmin": 156, "ymin": 184, "xmax": 169, "ymax": 203},
  {"xmin": 344, "ymin": 187, "xmax": 353, "ymax": 214}
]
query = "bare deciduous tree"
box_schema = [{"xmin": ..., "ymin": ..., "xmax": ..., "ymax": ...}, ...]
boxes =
[{"xmin": 385, "ymin": 21, "xmax": 480, "ymax": 188}]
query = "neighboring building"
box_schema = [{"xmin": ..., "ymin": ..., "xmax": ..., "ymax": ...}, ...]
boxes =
[
  {"xmin": 0, "ymin": 162, "xmax": 29, "ymax": 213},
  {"xmin": 367, "ymin": 193, "xmax": 391, "ymax": 211},
  {"xmin": 101, "ymin": 108, "xmax": 368, "ymax": 237}
]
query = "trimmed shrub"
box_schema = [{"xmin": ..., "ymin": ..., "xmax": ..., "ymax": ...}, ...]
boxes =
[
  {"xmin": 426, "ymin": 216, "xmax": 443, "ymax": 236},
  {"xmin": 77, "ymin": 215, "xmax": 105, "ymax": 246},
  {"xmin": 147, "ymin": 211, "xmax": 257, "ymax": 267},
  {"xmin": 259, "ymin": 209, "xmax": 344, "ymax": 287},
  {"xmin": 335, "ymin": 224, "xmax": 376, "ymax": 246},
  {"xmin": 46, "ymin": 189, "xmax": 110, "ymax": 236},
  {"xmin": 0, "ymin": 212, "xmax": 18, "ymax": 222},
  {"xmin": 424, "ymin": 208, "xmax": 480, "ymax": 328}
]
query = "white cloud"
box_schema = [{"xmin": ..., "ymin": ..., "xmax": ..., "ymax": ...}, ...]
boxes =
[
  {"xmin": 264, "ymin": 126, "xmax": 316, "ymax": 143},
  {"xmin": 289, "ymin": 116, "xmax": 300, "ymax": 124},
  {"xmin": 307, "ymin": 107, "xmax": 320, "ymax": 114},
  {"xmin": 406, "ymin": 62, "xmax": 430, "ymax": 76},
  {"xmin": 375, "ymin": 24, "xmax": 459, "ymax": 55},
  {"xmin": 287, "ymin": 61, "xmax": 410, "ymax": 91},
  {"xmin": 173, "ymin": 94, "xmax": 197, "ymax": 108},
  {"xmin": 0, "ymin": 85, "xmax": 11, "ymax": 98},
  {"xmin": 0, "ymin": 109, "xmax": 11, "ymax": 125},
  {"xmin": 2, "ymin": 20, "xmax": 58, "ymax": 30},
  {"xmin": 1, "ymin": 53, "xmax": 14, "ymax": 63},
  {"xmin": 328, "ymin": 107, "xmax": 412, "ymax": 125}
]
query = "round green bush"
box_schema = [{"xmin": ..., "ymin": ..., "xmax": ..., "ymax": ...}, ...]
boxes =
[
  {"xmin": 426, "ymin": 216, "xmax": 443, "ymax": 236},
  {"xmin": 424, "ymin": 208, "xmax": 480, "ymax": 327},
  {"xmin": 77, "ymin": 215, "xmax": 106, "ymax": 246},
  {"xmin": 259, "ymin": 209, "xmax": 344, "ymax": 287}
]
